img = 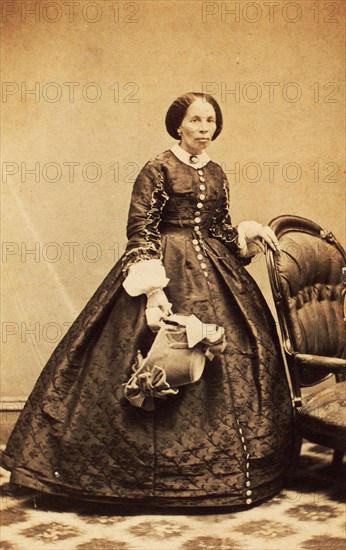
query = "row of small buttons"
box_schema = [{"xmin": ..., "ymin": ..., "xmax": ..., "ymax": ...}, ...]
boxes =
[
  {"xmin": 192, "ymin": 166, "xmax": 252, "ymax": 505},
  {"xmin": 192, "ymin": 167, "xmax": 252, "ymax": 505},
  {"xmin": 193, "ymin": 169, "xmax": 208, "ymax": 278},
  {"xmin": 237, "ymin": 420, "xmax": 252, "ymax": 505}
]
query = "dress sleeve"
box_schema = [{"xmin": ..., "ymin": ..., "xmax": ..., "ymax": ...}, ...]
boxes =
[
  {"xmin": 209, "ymin": 172, "xmax": 252, "ymax": 266},
  {"xmin": 121, "ymin": 161, "xmax": 169, "ymax": 278}
]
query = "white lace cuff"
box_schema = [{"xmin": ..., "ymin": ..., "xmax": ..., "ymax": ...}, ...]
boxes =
[{"xmin": 122, "ymin": 259, "xmax": 169, "ymax": 296}]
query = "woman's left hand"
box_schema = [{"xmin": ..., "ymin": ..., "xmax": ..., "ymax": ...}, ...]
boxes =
[{"xmin": 237, "ymin": 220, "xmax": 280, "ymax": 258}]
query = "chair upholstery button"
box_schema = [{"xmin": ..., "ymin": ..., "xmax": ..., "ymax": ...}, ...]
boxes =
[{"xmin": 197, "ymin": 254, "xmax": 203, "ymax": 261}]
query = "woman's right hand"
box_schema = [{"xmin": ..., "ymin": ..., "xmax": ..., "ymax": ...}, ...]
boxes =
[{"xmin": 146, "ymin": 288, "xmax": 172, "ymax": 317}]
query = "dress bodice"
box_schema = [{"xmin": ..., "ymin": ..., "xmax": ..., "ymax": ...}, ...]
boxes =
[
  {"xmin": 159, "ymin": 152, "xmax": 224, "ymax": 230},
  {"xmin": 122, "ymin": 149, "xmax": 246, "ymax": 274}
]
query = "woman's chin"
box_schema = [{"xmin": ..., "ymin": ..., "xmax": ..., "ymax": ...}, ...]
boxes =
[
  {"xmin": 191, "ymin": 142, "xmax": 211, "ymax": 155},
  {"xmin": 197, "ymin": 140, "xmax": 211, "ymax": 150},
  {"xmin": 180, "ymin": 140, "xmax": 211, "ymax": 155}
]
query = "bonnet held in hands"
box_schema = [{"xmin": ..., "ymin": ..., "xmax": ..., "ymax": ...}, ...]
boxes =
[{"xmin": 123, "ymin": 314, "xmax": 227, "ymax": 411}]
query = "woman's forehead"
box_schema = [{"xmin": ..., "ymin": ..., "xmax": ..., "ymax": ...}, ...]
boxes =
[{"xmin": 186, "ymin": 99, "xmax": 216, "ymax": 117}]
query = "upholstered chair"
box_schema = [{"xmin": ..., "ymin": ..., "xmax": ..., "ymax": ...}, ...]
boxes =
[{"xmin": 266, "ymin": 215, "xmax": 346, "ymax": 466}]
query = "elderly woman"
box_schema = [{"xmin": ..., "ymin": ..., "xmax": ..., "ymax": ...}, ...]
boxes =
[{"xmin": 2, "ymin": 92, "xmax": 295, "ymax": 509}]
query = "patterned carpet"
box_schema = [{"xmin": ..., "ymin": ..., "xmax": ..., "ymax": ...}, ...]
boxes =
[{"xmin": 0, "ymin": 442, "xmax": 345, "ymax": 550}]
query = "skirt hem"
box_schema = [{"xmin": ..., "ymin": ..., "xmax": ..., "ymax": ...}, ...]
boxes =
[{"xmin": 2, "ymin": 457, "xmax": 285, "ymax": 510}]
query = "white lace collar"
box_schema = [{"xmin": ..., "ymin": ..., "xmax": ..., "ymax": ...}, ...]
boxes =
[{"xmin": 170, "ymin": 144, "xmax": 210, "ymax": 170}]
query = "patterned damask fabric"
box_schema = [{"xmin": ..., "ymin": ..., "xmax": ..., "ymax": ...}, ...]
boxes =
[{"xmin": 1, "ymin": 150, "xmax": 295, "ymax": 507}]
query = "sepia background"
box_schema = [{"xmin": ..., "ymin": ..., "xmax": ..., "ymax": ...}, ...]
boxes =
[{"xmin": 1, "ymin": 0, "xmax": 345, "ymax": 399}]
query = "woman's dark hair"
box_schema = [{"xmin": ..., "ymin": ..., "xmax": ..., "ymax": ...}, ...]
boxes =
[{"xmin": 165, "ymin": 92, "xmax": 223, "ymax": 141}]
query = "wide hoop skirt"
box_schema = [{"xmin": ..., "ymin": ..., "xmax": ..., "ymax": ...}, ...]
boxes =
[{"xmin": 1, "ymin": 229, "xmax": 295, "ymax": 508}]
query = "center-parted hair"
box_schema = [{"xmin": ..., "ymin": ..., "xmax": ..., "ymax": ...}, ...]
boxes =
[{"xmin": 165, "ymin": 92, "xmax": 223, "ymax": 141}]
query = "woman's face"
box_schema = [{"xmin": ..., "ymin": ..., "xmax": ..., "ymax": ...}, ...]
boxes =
[{"xmin": 178, "ymin": 98, "xmax": 217, "ymax": 155}]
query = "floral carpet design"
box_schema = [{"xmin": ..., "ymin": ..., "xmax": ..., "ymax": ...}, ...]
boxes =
[{"xmin": 0, "ymin": 441, "xmax": 345, "ymax": 550}]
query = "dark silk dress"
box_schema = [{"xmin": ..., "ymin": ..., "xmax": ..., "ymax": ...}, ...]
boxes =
[{"xmin": 1, "ymin": 150, "xmax": 295, "ymax": 508}]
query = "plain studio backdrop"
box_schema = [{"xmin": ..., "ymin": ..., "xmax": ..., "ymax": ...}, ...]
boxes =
[{"xmin": 1, "ymin": 0, "xmax": 345, "ymax": 399}]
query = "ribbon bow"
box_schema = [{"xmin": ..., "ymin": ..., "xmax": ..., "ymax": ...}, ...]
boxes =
[{"xmin": 123, "ymin": 351, "xmax": 178, "ymax": 411}]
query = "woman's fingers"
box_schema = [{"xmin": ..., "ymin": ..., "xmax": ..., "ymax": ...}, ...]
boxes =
[
  {"xmin": 244, "ymin": 224, "xmax": 280, "ymax": 255},
  {"xmin": 165, "ymin": 303, "xmax": 173, "ymax": 317},
  {"xmin": 259, "ymin": 226, "xmax": 280, "ymax": 253},
  {"xmin": 256, "ymin": 240, "xmax": 266, "ymax": 253},
  {"xmin": 160, "ymin": 302, "xmax": 173, "ymax": 316}
]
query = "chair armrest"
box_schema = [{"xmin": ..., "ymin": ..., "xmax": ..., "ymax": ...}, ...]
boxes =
[{"xmin": 294, "ymin": 353, "xmax": 346, "ymax": 373}]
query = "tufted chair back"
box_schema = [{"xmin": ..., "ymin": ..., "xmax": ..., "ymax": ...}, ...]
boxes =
[{"xmin": 267, "ymin": 215, "xmax": 345, "ymax": 386}]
